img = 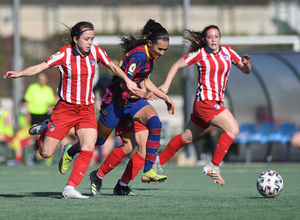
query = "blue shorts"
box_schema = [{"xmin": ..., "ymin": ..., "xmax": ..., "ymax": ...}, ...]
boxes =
[{"xmin": 100, "ymin": 99, "xmax": 149, "ymax": 128}]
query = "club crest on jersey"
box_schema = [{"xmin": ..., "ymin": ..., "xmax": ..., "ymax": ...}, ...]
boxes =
[
  {"xmin": 49, "ymin": 124, "xmax": 56, "ymax": 132},
  {"xmin": 128, "ymin": 63, "xmax": 136, "ymax": 76},
  {"xmin": 214, "ymin": 104, "xmax": 221, "ymax": 110},
  {"xmin": 102, "ymin": 109, "xmax": 108, "ymax": 116},
  {"xmin": 90, "ymin": 59, "xmax": 96, "ymax": 66},
  {"xmin": 223, "ymin": 54, "xmax": 229, "ymax": 60}
]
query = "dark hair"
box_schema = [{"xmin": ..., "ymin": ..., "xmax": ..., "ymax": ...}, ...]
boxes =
[
  {"xmin": 141, "ymin": 19, "xmax": 163, "ymax": 37},
  {"xmin": 70, "ymin": 21, "xmax": 94, "ymax": 46},
  {"xmin": 120, "ymin": 26, "xmax": 169, "ymax": 55},
  {"xmin": 185, "ymin": 25, "xmax": 220, "ymax": 53}
]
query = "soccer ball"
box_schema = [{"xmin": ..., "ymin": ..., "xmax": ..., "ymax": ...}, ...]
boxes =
[{"xmin": 256, "ymin": 170, "xmax": 283, "ymax": 198}]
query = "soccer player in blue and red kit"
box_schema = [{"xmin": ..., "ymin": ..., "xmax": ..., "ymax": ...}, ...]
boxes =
[
  {"xmin": 3, "ymin": 21, "xmax": 138, "ymax": 199},
  {"xmin": 156, "ymin": 25, "xmax": 252, "ymax": 185}
]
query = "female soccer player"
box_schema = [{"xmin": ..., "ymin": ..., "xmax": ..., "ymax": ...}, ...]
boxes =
[
  {"xmin": 155, "ymin": 25, "xmax": 251, "ymax": 185},
  {"xmin": 65, "ymin": 23, "xmax": 173, "ymax": 197},
  {"xmin": 3, "ymin": 21, "xmax": 138, "ymax": 199},
  {"xmin": 91, "ymin": 19, "xmax": 166, "ymax": 196}
]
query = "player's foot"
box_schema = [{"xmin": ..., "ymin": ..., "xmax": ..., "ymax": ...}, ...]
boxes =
[
  {"xmin": 153, "ymin": 156, "xmax": 163, "ymax": 173},
  {"xmin": 61, "ymin": 188, "xmax": 89, "ymax": 199},
  {"xmin": 203, "ymin": 161, "xmax": 225, "ymax": 185},
  {"xmin": 141, "ymin": 168, "xmax": 167, "ymax": 183},
  {"xmin": 58, "ymin": 144, "xmax": 73, "ymax": 174},
  {"xmin": 28, "ymin": 119, "xmax": 49, "ymax": 135},
  {"xmin": 89, "ymin": 170, "xmax": 102, "ymax": 196},
  {"xmin": 113, "ymin": 180, "xmax": 140, "ymax": 196}
]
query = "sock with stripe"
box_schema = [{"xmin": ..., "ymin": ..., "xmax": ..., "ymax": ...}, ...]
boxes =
[
  {"xmin": 211, "ymin": 132, "xmax": 234, "ymax": 166},
  {"xmin": 159, "ymin": 133, "xmax": 187, "ymax": 165},
  {"xmin": 97, "ymin": 146, "xmax": 126, "ymax": 179},
  {"xmin": 67, "ymin": 150, "xmax": 93, "ymax": 186},
  {"xmin": 120, "ymin": 151, "xmax": 145, "ymax": 185},
  {"xmin": 143, "ymin": 116, "xmax": 162, "ymax": 173}
]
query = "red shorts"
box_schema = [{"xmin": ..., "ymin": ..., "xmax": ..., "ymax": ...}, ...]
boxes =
[
  {"xmin": 115, "ymin": 116, "xmax": 147, "ymax": 136},
  {"xmin": 190, "ymin": 100, "xmax": 226, "ymax": 129},
  {"xmin": 46, "ymin": 100, "xmax": 97, "ymax": 140}
]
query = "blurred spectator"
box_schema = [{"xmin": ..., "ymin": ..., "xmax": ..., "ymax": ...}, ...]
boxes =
[
  {"xmin": 0, "ymin": 100, "xmax": 14, "ymax": 163},
  {"xmin": 291, "ymin": 131, "xmax": 300, "ymax": 148},
  {"xmin": 7, "ymin": 99, "xmax": 32, "ymax": 166},
  {"xmin": 24, "ymin": 72, "xmax": 56, "ymax": 164}
]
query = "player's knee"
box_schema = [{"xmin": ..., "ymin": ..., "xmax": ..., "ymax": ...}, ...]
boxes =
[{"xmin": 146, "ymin": 116, "xmax": 162, "ymax": 131}]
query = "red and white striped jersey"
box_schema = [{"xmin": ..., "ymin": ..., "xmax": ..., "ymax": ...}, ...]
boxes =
[
  {"xmin": 46, "ymin": 45, "xmax": 111, "ymax": 105},
  {"xmin": 184, "ymin": 45, "xmax": 241, "ymax": 102}
]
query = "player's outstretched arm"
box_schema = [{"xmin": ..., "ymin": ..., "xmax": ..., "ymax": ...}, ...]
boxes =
[{"xmin": 3, "ymin": 62, "xmax": 49, "ymax": 79}]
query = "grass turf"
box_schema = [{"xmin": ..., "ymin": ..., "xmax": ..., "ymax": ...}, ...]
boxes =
[{"xmin": 0, "ymin": 163, "xmax": 299, "ymax": 220}]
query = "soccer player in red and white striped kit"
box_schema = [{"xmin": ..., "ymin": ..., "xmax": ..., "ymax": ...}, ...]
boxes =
[
  {"xmin": 3, "ymin": 21, "xmax": 138, "ymax": 199},
  {"xmin": 156, "ymin": 25, "xmax": 252, "ymax": 185}
]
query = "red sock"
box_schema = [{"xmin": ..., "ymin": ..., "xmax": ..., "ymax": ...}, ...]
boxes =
[
  {"xmin": 120, "ymin": 152, "xmax": 145, "ymax": 185},
  {"xmin": 212, "ymin": 132, "xmax": 234, "ymax": 166},
  {"xmin": 15, "ymin": 156, "xmax": 23, "ymax": 163},
  {"xmin": 159, "ymin": 134, "xmax": 186, "ymax": 165},
  {"xmin": 97, "ymin": 146, "xmax": 126, "ymax": 179},
  {"xmin": 67, "ymin": 150, "xmax": 93, "ymax": 187},
  {"xmin": 38, "ymin": 129, "xmax": 47, "ymax": 157}
]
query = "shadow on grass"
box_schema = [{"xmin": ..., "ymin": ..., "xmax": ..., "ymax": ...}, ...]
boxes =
[{"xmin": 0, "ymin": 192, "xmax": 61, "ymax": 199}]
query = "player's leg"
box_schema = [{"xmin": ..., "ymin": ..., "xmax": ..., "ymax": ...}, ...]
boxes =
[
  {"xmin": 62, "ymin": 127, "xmax": 97, "ymax": 199},
  {"xmin": 203, "ymin": 108, "xmax": 239, "ymax": 185},
  {"xmin": 115, "ymin": 128, "xmax": 147, "ymax": 195},
  {"xmin": 133, "ymin": 104, "xmax": 167, "ymax": 183}
]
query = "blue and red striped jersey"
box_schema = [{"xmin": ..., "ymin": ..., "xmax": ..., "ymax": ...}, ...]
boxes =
[{"xmin": 102, "ymin": 44, "xmax": 155, "ymax": 107}]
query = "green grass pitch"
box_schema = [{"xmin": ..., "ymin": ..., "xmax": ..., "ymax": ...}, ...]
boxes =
[{"xmin": 0, "ymin": 163, "xmax": 299, "ymax": 220}]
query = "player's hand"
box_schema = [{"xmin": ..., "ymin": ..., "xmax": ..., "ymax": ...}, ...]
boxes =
[
  {"xmin": 164, "ymin": 96, "xmax": 175, "ymax": 115},
  {"xmin": 125, "ymin": 79, "xmax": 140, "ymax": 93},
  {"xmin": 241, "ymin": 54, "xmax": 251, "ymax": 64},
  {"xmin": 3, "ymin": 71, "xmax": 21, "ymax": 79},
  {"xmin": 158, "ymin": 84, "xmax": 169, "ymax": 94},
  {"xmin": 144, "ymin": 92, "xmax": 159, "ymax": 101}
]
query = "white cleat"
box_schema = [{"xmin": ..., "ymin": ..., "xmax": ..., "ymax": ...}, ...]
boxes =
[
  {"xmin": 28, "ymin": 119, "xmax": 49, "ymax": 135},
  {"xmin": 61, "ymin": 188, "xmax": 89, "ymax": 199}
]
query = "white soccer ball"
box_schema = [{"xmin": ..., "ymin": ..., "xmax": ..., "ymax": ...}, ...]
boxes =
[{"xmin": 256, "ymin": 170, "xmax": 283, "ymax": 198}]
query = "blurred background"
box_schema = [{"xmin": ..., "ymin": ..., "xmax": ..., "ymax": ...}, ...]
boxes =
[{"xmin": 0, "ymin": 0, "xmax": 299, "ymax": 166}]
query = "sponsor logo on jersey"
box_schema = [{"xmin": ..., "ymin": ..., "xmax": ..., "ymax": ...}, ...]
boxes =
[
  {"xmin": 128, "ymin": 63, "xmax": 136, "ymax": 75},
  {"xmin": 214, "ymin": 104, "xmax": 221, "ymax": 110},
  {"xmin": 50, "ymin": 52, "xmax": 60, "ymax": 60},
  {"xmin": 90, "ymin": 59, "xmax": 96, "ymax": 66},
  {"xmin": 49, "ymin": 124, "xmax": 56, "ymax": 132}
]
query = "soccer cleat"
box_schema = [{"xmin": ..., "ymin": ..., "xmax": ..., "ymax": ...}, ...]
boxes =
[
  {"xmin": 153, "ymin": 156, "xmax": 163, "ymax": 173},
  {"xmin": 141, "ymin": 168, "xmax": 167, "ymax": 183},
  {"xmin": 203, "ymin": 162, "xmax": 225, "ymax": 185},
  {"xmin": 89, "ymin": 170, "xmax": 102, "ymax": 196},
  {"xmin": 58, "ymin": 144, "xmax": 74, "ymax": 174},
  {"xmin": 61, "ymin": 188, "xmax": 89, "ymax": 199},
  {"xmin": 113, "ymin": 180, "xmax": 140, "ymax": 196},
  {"xmin": 28, "ymin": 119, "xmax": 49, "ymax": 135}
]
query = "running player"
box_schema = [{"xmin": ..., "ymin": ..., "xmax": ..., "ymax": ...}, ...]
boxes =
[
  {"xmin": 155, "ymin": 25, "xmax": 252, "ymax": 185},
  {"xmin": 3, "ymin": 21, "xmax": 138, "ymax": 199}
]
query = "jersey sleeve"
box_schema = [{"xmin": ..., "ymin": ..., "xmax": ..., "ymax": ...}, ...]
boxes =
[
  {"xmin": 96, "ymin": 46, "xmax": 111, "ymax": 67},
  {"xmin": 121, "ymin": 53, "xmax": 144, "ymax": 80},
  {"xmin": 227, "ymin": 46, "xmax": 241, "ymax": 64},
  {"xmin": 183, "ymin": 50, "xmax": 201, "ymax": 66},
  {"xmin": 46, "ymin": 50, "xmax": 64, "ymax": 68}
]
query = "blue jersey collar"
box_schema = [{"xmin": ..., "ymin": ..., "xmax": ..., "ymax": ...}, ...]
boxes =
[
  {"xmin": 72, "ymin": 45, "xmax": 90, "ymax": 56},
  {"xmin": 204, "ymin": 45, "xmax": 221, "ymax": 54}
]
